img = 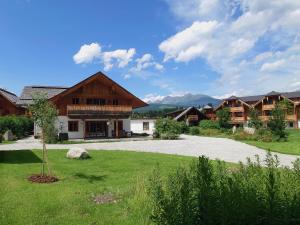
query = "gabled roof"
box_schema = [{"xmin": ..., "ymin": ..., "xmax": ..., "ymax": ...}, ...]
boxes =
[
  {"xmin": 50, "ymin": 71, "xmax": 147, "ymax": 109},
  {"xmin": 17, "ymin": 86, "xmax": 68, "ymax": 106},
  {"xmin": 281, "ymin": 91, "xmax": 300, "ymax": 99},
  {"xmin": 0, "ymin": 88, "xmax": 18, "ymax": 104},
  {"xmin": 174, "ymin": 106, "xmax": 202, "ymax": 121}
]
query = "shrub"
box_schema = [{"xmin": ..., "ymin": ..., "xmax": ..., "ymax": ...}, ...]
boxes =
[
  {"xmin": 216, "ymin": 108, "xmax": 231, "ymax": 129},
  {"xmin": 160, "ymin": 132, "xmax": 179, "ymax": 140},
  {"xmin": 149, "ymin": 153, "xmax": 300, "ymax": 225},
  {"xmin": 179, "ymin": 121, "xmax": 189, "ymax": 134},
  {"xmin": 248, "ymin": 108, "xmax": 263, "ymax": 129},
  {"xmin": 268, "ymin": 104, "xmax": 288, "ymax": 141},
  {"xmin": 0, "ymin": 116, "xmax": 33, "ymax": 139},
  {"xmin": 189, "ymin": 126, "xmax": 200, "ymax": 135},
  {"xmin": 155, "ymin": 118, "xmax": 182, "ymax": 139},
  {"xmin": 199, "ymin": 120, "xmax": 219, "ymax": 129}
]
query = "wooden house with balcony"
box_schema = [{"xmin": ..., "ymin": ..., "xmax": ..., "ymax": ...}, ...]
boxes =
[
  {"xmin": 215, "ymin": 91, "xmax": 300, "ymax": 128},
  {"xmin": 17, "ymin": 72, "xmax": 147, "ymax": 139},
  {"xmin": 0, "ymin": 88, "xmax": 24, "ymax": 116}
]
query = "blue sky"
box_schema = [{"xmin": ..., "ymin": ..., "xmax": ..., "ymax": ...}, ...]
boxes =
[{"xmin": 1, "ymin": 0, "xmax": 300, "ymax": 101}]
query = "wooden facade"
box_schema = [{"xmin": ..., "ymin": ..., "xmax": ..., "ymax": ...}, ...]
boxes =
[
  {"xmin": 215, "ymin": 91, "xmax": 300, "ymax": 128},
  {"xmin": 0, "ymin": 89, "xmax": 24, "ymax": 116},
  {"xmin": 166, "ymin": 106, "xmax": 206, "ymax": 126},
  {"xmin": 17, "ymin": 71, "xmax": 147, "ymax": 139}
]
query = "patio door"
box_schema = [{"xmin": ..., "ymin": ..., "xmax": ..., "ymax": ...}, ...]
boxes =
[
  {"xmin": 85, "ymin": 121, "xmax": 108, "ymax": 138},
  {"xmin": 114, "ymin": 120, "xmax": 123, "ymax": 137}
]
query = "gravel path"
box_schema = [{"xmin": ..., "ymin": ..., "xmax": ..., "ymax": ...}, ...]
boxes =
[{"xmin": 0, "ymin": 135, "xmax": 298, "ymax": 167}]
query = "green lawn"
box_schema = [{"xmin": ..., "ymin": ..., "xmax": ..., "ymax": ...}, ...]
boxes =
[
  {"xmin": 0, "ymin": 140, "xmax": 15, "ymax": 145},
  {"xmin": 243, "ymin": 129, "xmax": 300, "ymax": 155},
  {"xmin": 0, "ymin": 150, "xmax": 196, "ymax": 225}
]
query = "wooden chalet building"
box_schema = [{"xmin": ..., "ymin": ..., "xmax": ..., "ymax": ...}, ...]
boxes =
[
  {"xmin": 17, "ymin": 72, "xmax": 147, "ymax": 139},
  {"xmin": 166, "ymin": 106, "xmax": 206, "ymax": 126},
  {"xmin": 215, "ymin": 91, "xmax": 300, "ymax": 128},
  {"xmin": 0, "ymin": 88, "xmax": 24, "ymax": 116}
]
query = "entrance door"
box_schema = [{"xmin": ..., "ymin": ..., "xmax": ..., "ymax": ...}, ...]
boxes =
[
  {"xmin": 85, "ymin": 121, "xmax": 108, "ymax": 138},
  {"xmin": 114, "ymin": 120, "xmax": 123, "ymax": 137}
]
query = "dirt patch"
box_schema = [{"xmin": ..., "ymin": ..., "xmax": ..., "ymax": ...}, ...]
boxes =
[
  {"xmin": 92, "ymin": 193, "xmax": 119, "ymax": 204},
  {"xmin": 28, "ymin": 174, "xmax": 59, "ymax": 183}
]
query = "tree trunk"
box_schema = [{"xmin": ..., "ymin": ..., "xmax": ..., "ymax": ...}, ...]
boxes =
[{"xmin": 41, "ymin": 129, "xmax": 46, "ymax": 176}]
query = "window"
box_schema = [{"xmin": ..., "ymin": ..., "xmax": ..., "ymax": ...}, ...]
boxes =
[
  {"xmin": 68, "ymin": 121, "xmax": 78, "ymax": 132},
  {"xmin": 72, "ymin": 98, "xmax": 79, "ymax": 104},
  {"xmin": 265, "ymin": 110, "xmax": 272, "ymax": 116},
  {"xmin": 235, "ymin": 112, "xmax": 243, "ymax": 117},
  {"xmin": 112, "ymin": 99, "xmax": 119, "ymax": 105},
  {"xmin": 289, "ymin": 122, "xmax": 294, "ymax": 128},
  {"xmin": 143, "ymin": 122, "xmax": 149, "ymax": 131},
  {"xmin": 86, "ymin": 98, "xmax": 106, "ymax": 105}
]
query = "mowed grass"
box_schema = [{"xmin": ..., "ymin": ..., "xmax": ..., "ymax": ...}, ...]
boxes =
[
  {"xmin": 243, "ymin": 129, "xmax": 300, "ymax": 155},
  {"xmin": 0, "ymin": 150, "xmax": 195, "ymax": 225}
]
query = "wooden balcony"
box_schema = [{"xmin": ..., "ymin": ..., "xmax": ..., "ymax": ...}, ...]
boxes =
[
  {"xmin": 230, "ymin": 117, "xmax": 245, "ymax": 123},
  {"xmin": 259, "ymin": 116, "xmax": 270, "ymax": 121},
  {"xmin": 67, "ymin": 105, "xmax": 132, "ymax": 118},
  {"xmin": 286, "ymin": 115, "xmax": 296, "ymax": 121},
  {"xmin": 229, "ymin": 106, "xmax": 244, "ymax": 112},
  {"xmin": 262, "ymin": 104, "xmax": 275, "ymax": 111},
  {"xmin": 187, "ymin": 115, "xmax": 198, "ymax": 121}
]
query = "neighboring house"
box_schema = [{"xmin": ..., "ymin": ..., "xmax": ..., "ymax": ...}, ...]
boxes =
[
  {"xmin": 200, "ymin": 104, "xmax": 216, "ymax": 120},
  {"xmin": 166, "ymin": 106, "xmax": 206, "ymax": 126},
  {"xmin": 0, "ymin": 88, "xmax": 24, "ymax": 116},
  {"xmin": 215, "ymin": 91, "xmax": 300, "ymax": 128},
  {"xmin": 130, "ymin": 119, "xmax": 156, "ymax": 135},
  {"xmin": 18, "ymin": 72, "xmax": 147, "ymax": 139}
]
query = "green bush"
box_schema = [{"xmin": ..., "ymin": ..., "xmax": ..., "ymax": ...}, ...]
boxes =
[
  {"xmin": 199, "ymin": 120, "xmax": 219, "ymax": 129},
  {"xmin": 149, "ymin": 153, "xmax": 300, "ymax": 225},
  {"xmin": 160, "ymin": 132, "xmax": 179, "ymax": 140},
  {"xmin": 0, "ymin": 116, "xmax": 33, "ymax": 139},
  {"xmin": 216, "ymin": 108, "xmax": 231, "ymax": 129},
  {"xmin": 189, "ymin": 126, "xmax": 200, "ymax": 135},
  {"xmin": 179, "ymin": 121, "xmax": 189, "ymax": 134},
  {"xmin": 155, "ymin": 118, "xmax": 182, "ymax": 139}
]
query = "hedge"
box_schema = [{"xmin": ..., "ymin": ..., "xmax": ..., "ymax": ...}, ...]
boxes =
[{"xmin": 0, "ymin": 116, "xmax": 33, "ymax": 139}]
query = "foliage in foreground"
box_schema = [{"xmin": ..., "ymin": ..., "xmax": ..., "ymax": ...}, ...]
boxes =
[
  {"xmin": 149, "ymin": 153, "xmax": 300, "ymax": 225},
  {"xmin": 154, "ymin": 118, "xmax": 188, "ymax": 139},
  {"xmin": 0, "ymin": 115, "xmax": 33, "ymax": 139}
]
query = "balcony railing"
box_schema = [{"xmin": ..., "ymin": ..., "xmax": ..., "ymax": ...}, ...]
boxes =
[
  {"xmin": 187, "ymin": 115, "xmax": 198, "ymax": 121},
  {"xmin": 229, "ymin": 107, "xmax": 244, "ymax": 112},
  {"xmin": 259, "ymin": 116, "xmax": 270, "ymax": 121},
  {"xmin": 262, "ymin": 104, "xmax": 275, "ymax": 111},
  {"xmin": 67, "ymin": 105, "xmax": 132, "ymax": 116},
  {"xmin": 286, "ymin": 115, "xmax": 296, "ymax": 121},
  {"xmin": 230, "ymin": 117, "xmax": 245, "ymax": 123}
]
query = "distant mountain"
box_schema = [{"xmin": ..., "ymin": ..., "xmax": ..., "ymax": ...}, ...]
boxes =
[
  {"xmin": 149, "ymin": 93, "xmax": 220, "ymax": 107},
  {"xmin": 135, "ymin": 93, "xmax": 221, "ymax": 112}
]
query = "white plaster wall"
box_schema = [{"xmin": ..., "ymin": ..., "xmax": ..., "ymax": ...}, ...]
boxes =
[
  {"xmin": 130, "ymin": 119, "xmax": 156, "ymax": 135},
  {"xmin": 56, "ymin": 116, "xmax": 84, "ymax": 139}
]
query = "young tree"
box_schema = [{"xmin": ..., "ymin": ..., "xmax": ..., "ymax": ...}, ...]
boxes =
[
  {"xmin": 248, "ymin": 108, "xmax": 263, "ymax": 129},
  {"xmin": 268, "ymin": 103, "xmax": 287, "ymax": 141},
  {"xmin": 216, "ymin": 108, "xmax": 231, "ymax": 129},
  {"xmin": 29, "ymin": 93, "xmax": 58, "ymax": 176}
]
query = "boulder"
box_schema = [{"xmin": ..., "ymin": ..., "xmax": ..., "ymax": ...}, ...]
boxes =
[
  {"xmin": 244, "ymin": 127, "xmax": 256, "ymax": 135},
  {"xmin": 3, "ymin": 130, "xmax": 14, "ymax": 141},
  {"xmin": 66, "ymin": 147, "xmax": 90, "ymax": 159}
]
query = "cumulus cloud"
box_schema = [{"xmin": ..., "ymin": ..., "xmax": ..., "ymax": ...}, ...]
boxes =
[
  {"xmin": 73, "ymin": 43, "xmax": 136, "ymax": 71},
  {"xmin": 162, "ymin": 0, "xmax": 300, "ymax": 96},
  {"xmin": 73, "ymin": 43, "xmax": 101, "ymax": 64},
  {"xmin": 133, "ymin": 53, "xmax": 164, "ymax": 72},
  {"xmin": 102, "ymin": 48, "xmax": 136, "ymax": 71},
  {"xmin": 159, "ymin": 21, "xmax": 219, "ymax": 62}
]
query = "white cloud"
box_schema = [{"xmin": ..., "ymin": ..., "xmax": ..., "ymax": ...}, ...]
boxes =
[
  {"xmin": 133, "ymin": 53, "xmax": 164, "ymax": 72},
  {"xmin": 159, "ymin": 21, "xmax": 219, "ymax": 62},
  {"xmin": 102, "ymin": 48, "xmax": 136, "ymax": 71},
  {"xmin": 260, "ymin": 59, "xmax": 285, "ymax": 72},
  {"xmin": 73, "ymin": 43, "xmax": 101, "ymax": 64},
  {"xmin": 162, "ymin": 0, "xmax": 300, "ymax": 96},
  {"xmin": 73, "ymin": 43, "xmax": 136, "ymax": 71}
]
